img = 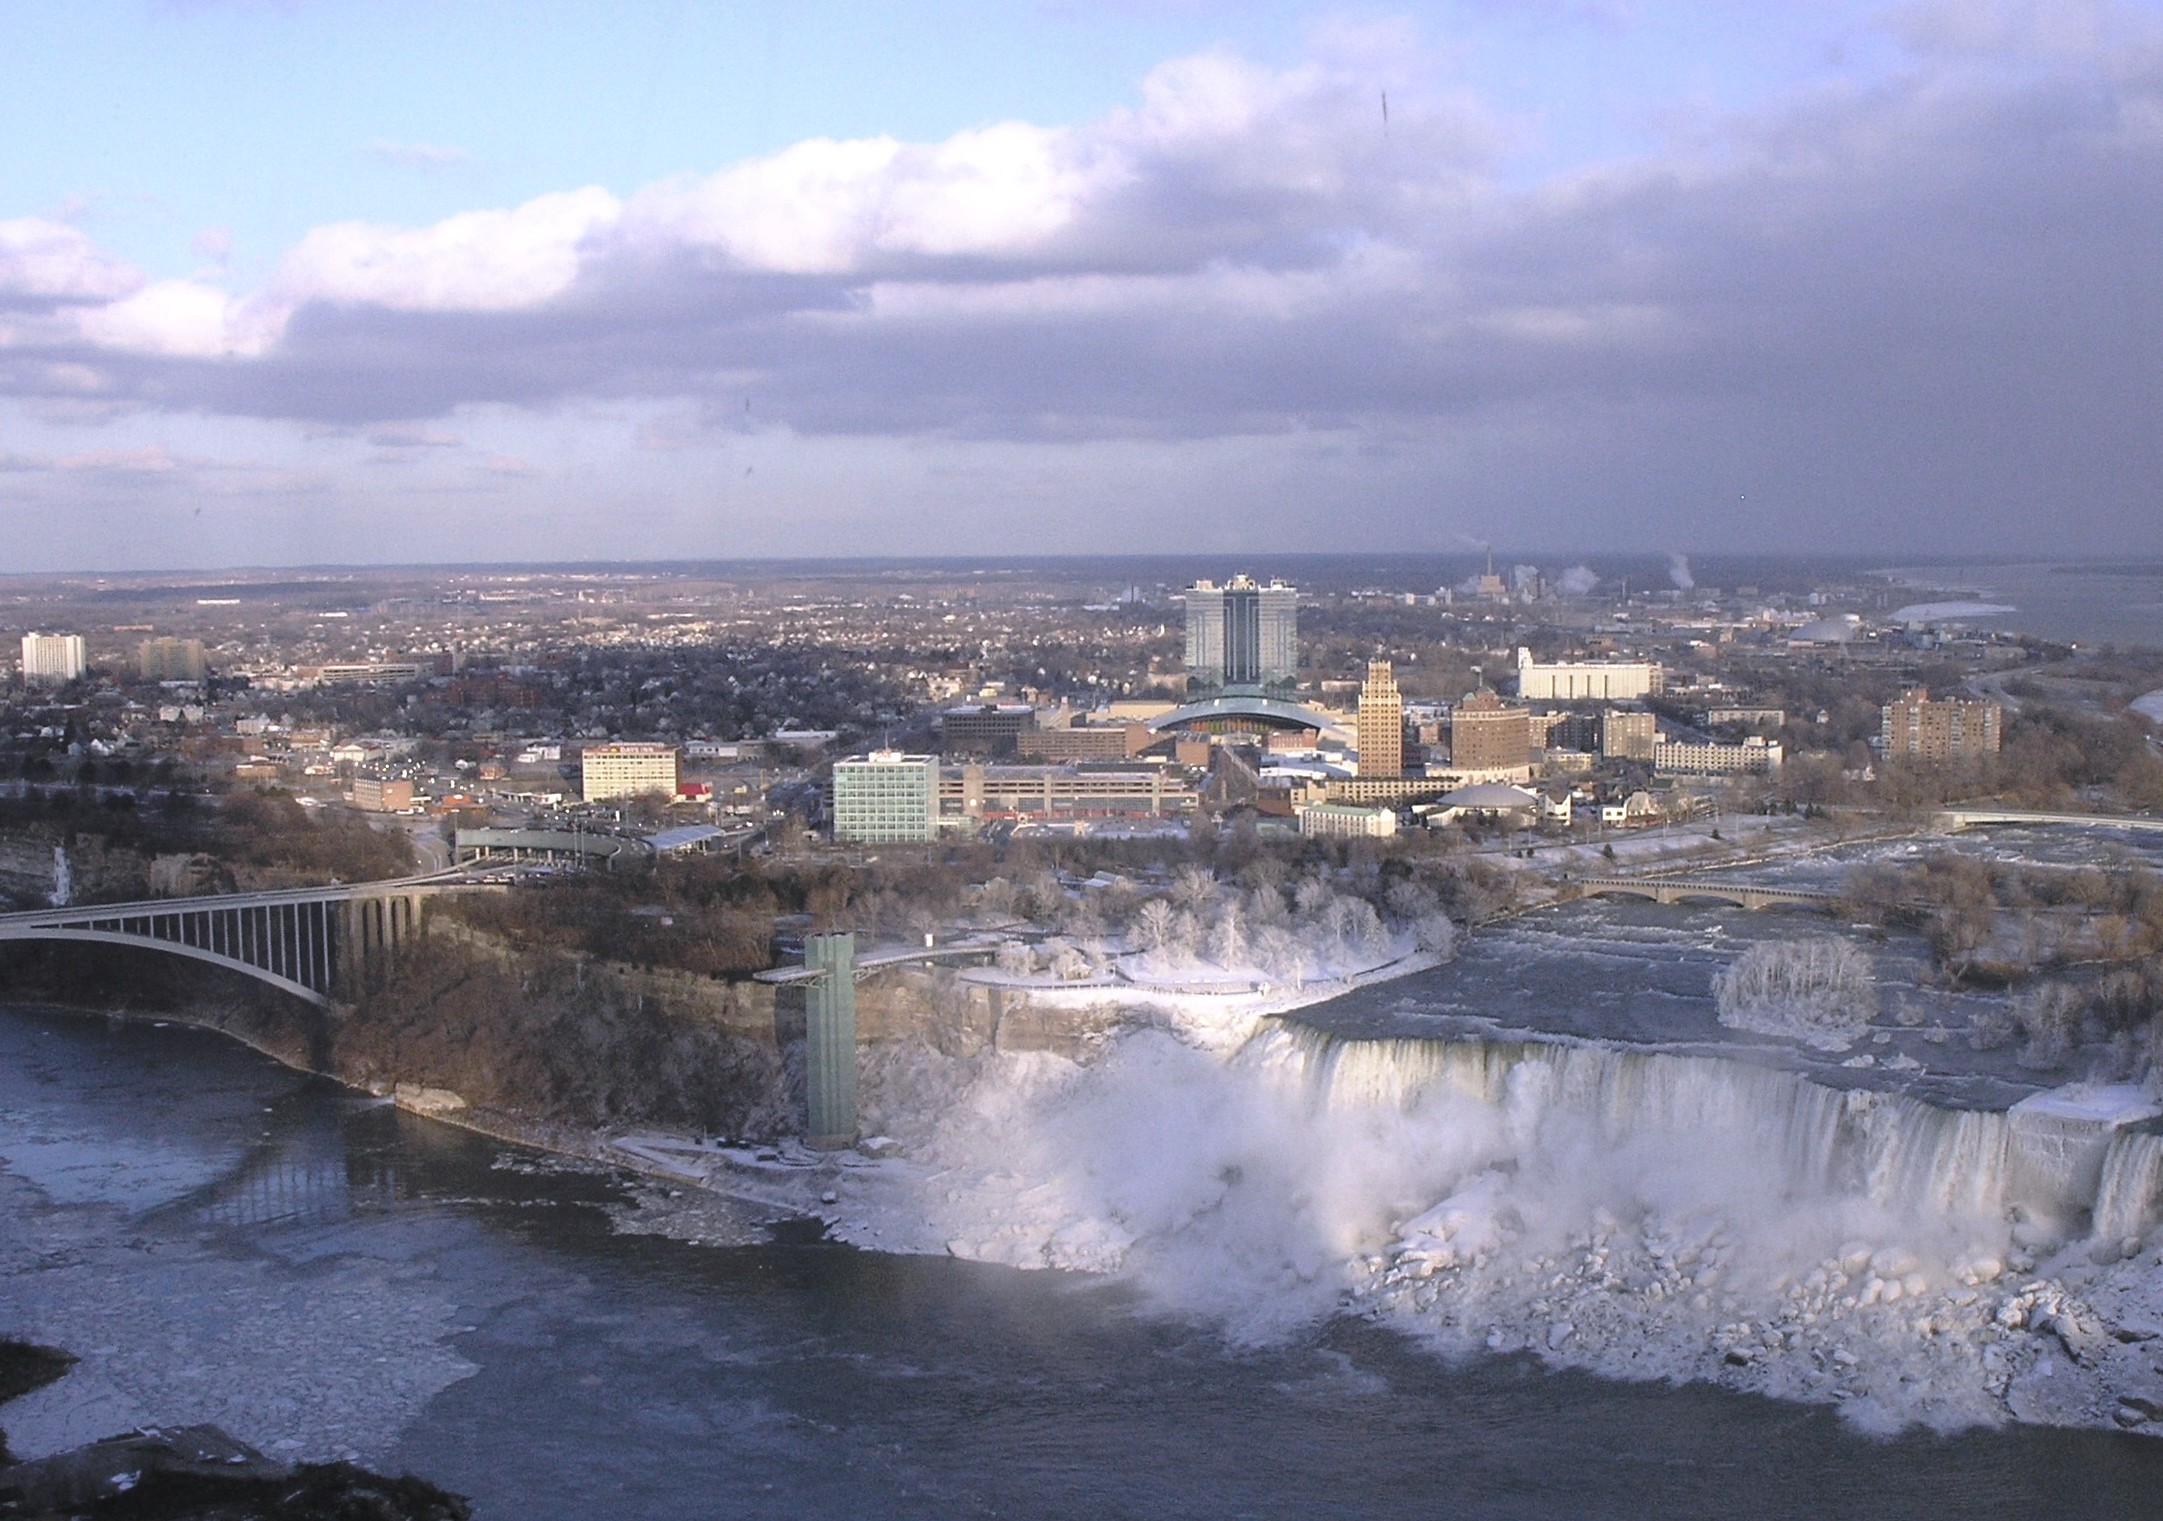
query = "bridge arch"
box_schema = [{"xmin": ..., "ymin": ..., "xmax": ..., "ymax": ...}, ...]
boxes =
[{"xmin": 0, "ymin": 925, "xmax": 332, "ymax": 1007}]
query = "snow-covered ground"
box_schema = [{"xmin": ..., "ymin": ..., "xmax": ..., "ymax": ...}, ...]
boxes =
[{"xmin": 2134, "ymin": 689, "xmax": 2163, "ymax": 725}]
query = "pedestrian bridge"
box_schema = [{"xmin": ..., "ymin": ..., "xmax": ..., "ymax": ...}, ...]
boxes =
[
  {"xmin": 0, "ymin": 868, "xmax": 491, "ymax": 1008},
  {"xmin": 1933, "ymin": 808, "xmax": 2163, "ymax": 835},
  {"xmin": 1570, "ymin": 874, "xmax": 1839, "ymax": 911}
]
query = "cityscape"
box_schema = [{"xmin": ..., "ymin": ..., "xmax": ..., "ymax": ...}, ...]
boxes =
[{"xmin": 6, "ymin": 4, "xmax": 2163, "ymax": 1520}]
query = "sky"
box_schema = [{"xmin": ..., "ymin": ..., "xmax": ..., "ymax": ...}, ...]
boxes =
[{"xmin": 0, "ymin": 0, "xmax": 2159, "ymax": 570}]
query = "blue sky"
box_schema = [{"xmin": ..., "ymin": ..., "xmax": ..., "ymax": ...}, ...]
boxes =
[
  {"xmin": 0, "ymin": 1, "xmax": 2159, "ymax": 567},
  {"xmin": 5, "ymin": 0, "xmax": 1906, "ymax": 283}
]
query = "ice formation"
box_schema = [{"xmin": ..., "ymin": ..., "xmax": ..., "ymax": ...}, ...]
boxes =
[{"xmin": 849, "ymin": 1017, "xmax": 2163, "ymax": 1434}]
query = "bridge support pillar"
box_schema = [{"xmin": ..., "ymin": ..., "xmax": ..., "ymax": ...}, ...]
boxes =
[{"xmin": 803, "ymin": 932, "xmax": 859, "ymax": 1151}]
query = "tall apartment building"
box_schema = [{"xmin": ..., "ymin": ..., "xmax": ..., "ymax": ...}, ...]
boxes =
[
  {"xmin": 833, "ymin": 752, "xmax": 940, "ymax": 843},
  {"xmin": 138, "ymin": 636, "xmax": 207, "ymax": 682},
  {"xmin": 1601, "ymin": 708, "xmax": 1658, "ymax": 761},
  {"xmin": 1355, "ymin": 659, "xmax": 1404, "ymax": 779},
  {"xmin": 1880, "ymin": 690, "xmax": 2003, "ymax": 761},
  {"xmin": 580, "ymin": 742, "xmax": 679, "ymax": 803},
  {"xmin": 1183, "ymin": 575, "xmax": 1297, "ymax": 690},
  {"xmin": 1449, "ymin": 689, "xmax": 1533, "ymax": 775},
  {"xmin": 1515, "ymin": 646, "xmax": 1663, "ymax": 703},
  {"xmin": 20, "ymin": 632, "xmax": 86, "ymax": 685}
]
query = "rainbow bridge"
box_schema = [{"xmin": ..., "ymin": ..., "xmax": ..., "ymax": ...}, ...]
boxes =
[{"xmin": 0, "ymin": 869, "xmax": 494, "ymax": 1008}]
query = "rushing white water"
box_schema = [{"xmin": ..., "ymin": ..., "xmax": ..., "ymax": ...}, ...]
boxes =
[{"xmin": 863, "ymin": 1016, "xmax": 2163, "ymax": 1434}]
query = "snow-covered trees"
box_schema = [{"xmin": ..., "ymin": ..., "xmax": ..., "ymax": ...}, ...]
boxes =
[{"xmin": 1713, "ymin": 936, "xmax": 1879, "ymax": 1049}]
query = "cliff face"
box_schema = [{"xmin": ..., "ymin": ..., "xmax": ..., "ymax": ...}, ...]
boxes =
[{"xmin": 0, "ymin": 917, "xmax": 1131, "ymax": 1145}]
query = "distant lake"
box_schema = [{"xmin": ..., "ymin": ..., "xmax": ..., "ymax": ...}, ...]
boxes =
[{"xmin": 1877, "ymin": 562, "xmax": 2163, "ymax": 650}]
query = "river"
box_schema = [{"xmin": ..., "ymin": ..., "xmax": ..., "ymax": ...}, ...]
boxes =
[{"xmin": 7, "ymin": 1003, "xmax": 2163, "ymax": 1518}]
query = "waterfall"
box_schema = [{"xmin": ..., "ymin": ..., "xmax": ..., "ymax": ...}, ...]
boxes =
[
  {"xmin": 2093, "ymin": 1128, "xmax": 2163, "ymax": 1246},
  {"xmin": 49, "ymin": 844, "xmax": 72, "ymax": 908},
  {"xmin": 1246, "ymin": 1018, "xmax": 2159, "ymax": 1236}
]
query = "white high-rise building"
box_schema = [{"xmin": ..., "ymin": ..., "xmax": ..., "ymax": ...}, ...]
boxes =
[
  {"xmin": 833, "ymin": 752, "xmax": 939, "ymax": 843},
  {"xmin": 21, "ymin": 632, "xmax": 86, "ymax": 685}
]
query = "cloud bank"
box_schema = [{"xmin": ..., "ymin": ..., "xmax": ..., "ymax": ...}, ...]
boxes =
[{"xmin": 3, "ymin": 2, "xmax": 2161, "ymax": 559}]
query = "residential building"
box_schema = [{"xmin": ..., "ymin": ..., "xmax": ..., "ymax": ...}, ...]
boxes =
[
  {"xmin": 1880, "ymin": 690, "xmax": 2003, "ymax": 761},
  {"xmin": 1601, "ymin": 709, "xmax": 1658, "ymax": 761},
  {"xmin": 20, "ymin": 632, "xmax": 85, "ymax": 684},
  {"xmin": 1355, "ymin": 659, "xmax": 1404, "ymax": 779},
  {"xmin": 833, "ymin": 752, "xmax": 940, "ymax": 843},
  {"xmin": 1515, "ymin": 646, "xmax": 1664, "ymax": 703},
  {"xmin": 1653, "ymin": 737, "xmax": 1783, "ymax": 776},
  {"xmin": 1706, "ymin": 707, "xmax": 1786, "ymax": 730},
  {"xmin": 1449, "ymin": 689, "xmax": 1533, "ymax": 775},
  {"xmin": 137, "ymin": 637, "xmax": 207, "ymax": 682},
  {"xmin": 1297, "ymin": 802, "xmax": 1399, "ymax": 839},
  {"xmin": 1183, "ymin": 575, "xmax": 1298, "ymax": 690},
  {"xmin": 580, "ymin": 742, "xmax": 680, "ymax": 803}
]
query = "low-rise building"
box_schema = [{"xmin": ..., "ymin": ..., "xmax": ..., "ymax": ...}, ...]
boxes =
[
  {"xmin": 1297, "ymin": 802, "xmax": 1399, "ymax": 839},
  {"xmin": 1653, "ymin": 736, "xmax": 1783, "ymax": 776},
  {"xmin": 943, "ymin": 761, "xmax": 1198, "ymax": 828},
  {"xmin": 349, "ymin": 776, "xmax": 416, "ymax": 812}
]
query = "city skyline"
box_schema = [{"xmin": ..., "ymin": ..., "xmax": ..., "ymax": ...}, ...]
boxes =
[{"xmin": 2, "ymin": 1, "xmax": 2160, "ymax": 569}]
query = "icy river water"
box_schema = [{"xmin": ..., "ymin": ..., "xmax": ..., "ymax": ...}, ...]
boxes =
[{"xmin": 8, "ymin": 999, "xmax": 2163, "ymax": 1519}]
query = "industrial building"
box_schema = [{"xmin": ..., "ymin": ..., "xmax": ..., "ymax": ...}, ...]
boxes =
[{"xmin": 1515, "ymin": 646, "xmax": 1664, "ymax": 703}]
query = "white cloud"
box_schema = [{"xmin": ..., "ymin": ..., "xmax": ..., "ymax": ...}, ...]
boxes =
[
  {"xmin": 273, "ymin": 187, "xmax": 621, "ymax": 312},
  {"xmin": 368, "ymin": 139, "xmax": 473, "ymax": 169},
  {"xmin": 0, "ymin": 217, "xmax": 142, "ymax": 306}
]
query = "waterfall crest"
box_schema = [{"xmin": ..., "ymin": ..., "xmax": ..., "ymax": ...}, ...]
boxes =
[{"xmin": 1246, "ymin": 1018, "xmax": 2160, "ymax": 1239}]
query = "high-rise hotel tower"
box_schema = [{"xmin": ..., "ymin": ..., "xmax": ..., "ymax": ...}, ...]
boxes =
[{"xmin": 1182, "ymin": 575, "xmax": 1297, "ymax": 690}]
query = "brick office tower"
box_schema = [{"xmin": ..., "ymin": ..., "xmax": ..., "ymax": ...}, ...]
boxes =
[{"xmin": 1356, "ymin": 659, "xmax": 1404, "ymax": 778}]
